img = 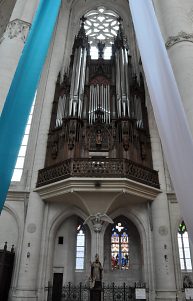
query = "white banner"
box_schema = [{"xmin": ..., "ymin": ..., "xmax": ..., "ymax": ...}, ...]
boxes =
[{"xmin": 129, "ymin": 0, "xmax": 193, "ymax": 242}]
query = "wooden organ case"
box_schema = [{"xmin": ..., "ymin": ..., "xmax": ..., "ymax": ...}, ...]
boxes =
[{"xmin": 37, "ymin": 18, "xmax": 159, "ymax": 189}]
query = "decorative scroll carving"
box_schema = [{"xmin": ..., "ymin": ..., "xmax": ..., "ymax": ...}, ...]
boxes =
[
  {"xmin": 0, "ymin": 19, "xmax": 31, "ymax": 44},
  {"xmin": 37, "ymin": 158, "xmax": 160, "ymax": 188},
  {"xmin": 165, "ymin": 31, "xmax": 193, "ymax": 49}
]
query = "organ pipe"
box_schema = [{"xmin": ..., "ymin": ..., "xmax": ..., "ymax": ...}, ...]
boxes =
[
  {"xmin": 115, "ymin": 52, "xmax": 121, "ymax": 117},
  {"xmin": 78, "ymin": 48, "xmax": 87, "ymax": 117},
  {"xmin": 69, "ymin": 48, "xmax": 78, "ymax": 116},
  {"xmin": 124, "ymin": 48, "xmax": 130, "ymax": 117},
  {"xmin": 108, "ymin": 84, "xmax": 110, "ymax": 123}
]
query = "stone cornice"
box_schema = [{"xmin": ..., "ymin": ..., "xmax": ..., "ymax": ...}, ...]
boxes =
[
  {"xmin": 6, "ymin": 190, "xmax": 30, "ymax": 202},
  {"xmin": 166, "ymin": 31, "xmax": 193, "ymax": 49},
  {"xmin": 167, "ymin": 192, "xmax": 177, "ymax": 203},
  {"xmin": 0, "ymin": 18, "xmax": 31, "ymax": 44}
]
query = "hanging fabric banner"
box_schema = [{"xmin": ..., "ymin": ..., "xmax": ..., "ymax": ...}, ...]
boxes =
[
  {"xmin": 0, "ymin": 0, "xmax": 61, "ymax": 212},
  {"xmin": 129, "ymin": 0, "xmax": 193, "ymax": 241}
]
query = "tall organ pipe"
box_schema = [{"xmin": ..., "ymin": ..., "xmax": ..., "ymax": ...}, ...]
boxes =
[
  {"xmin": 120, "ymin": 48, "xmax": 126, "ymax": 98},
  {"xmin": 101, "ymin": 85, "xmax": 104, "ymax": 123},
  {"xmin": 115, "ymin": 51, "xmax": 121, "ymax": 117},
  {"xmin": 89, "ymin": 86, "xmax": 92, "ymax": 124},
  {"xmin": 69, "ymin": 48, "xmax": 78, "ymax": 116},
  {"xmin": 78, "ymin": 48, "xmax": 87, "ymax": 117},
  {"xmin": 92, "ymin": 86, "xmax": 94, "ymax": 122},
  {"xmin": 124, "ymin": 48, "xmax": 130, "ymax": 117},
  {"xmin": 105, "ymin": 85, "xmax": 108, "ymax": 123},
  {"xmin": 108, "ymin": 84, "xmax": 110, "ymax": 123},
  {"xmin": 74, "ymin": 47, "xmax": 82, "ymax": 97}
]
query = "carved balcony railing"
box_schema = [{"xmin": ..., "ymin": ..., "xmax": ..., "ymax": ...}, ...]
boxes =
[{"xmin": 37, "ymin": 158, "xmax": 159, "ymax": 189}]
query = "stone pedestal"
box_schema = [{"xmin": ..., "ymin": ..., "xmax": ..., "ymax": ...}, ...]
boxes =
[{"xmin": 90, "ymin": 281, "xmax": 102, "ymax": 301}]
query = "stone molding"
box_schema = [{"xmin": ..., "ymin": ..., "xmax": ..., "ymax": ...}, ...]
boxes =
[
  {"xmin": 166, "ymin": 31, "xmax": 193, "ymax": 49},
  {"xmin": 0, "ymin": 18, "xmax": 31, "ymax": 44}
]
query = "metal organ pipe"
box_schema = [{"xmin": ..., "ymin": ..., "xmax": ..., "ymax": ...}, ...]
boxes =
[
  {"xmin": 56, "ymin": 95, "xmax": 66, "ymax": 127},
  {"xmin": 91, "ymin": 85, "xmax": 94, "ymax": 124},
  {"xmin": 74, "ymin": 47, "xmax": 82, "ymax": 97},
  {"xmin": 124, "ymin": 48, "xmax": 130, "ymax": 117},
  {"xmin": 69, "ymin": 48, "xmax": 78, "ymax": 116},
  {"xmin": 92, "ymin": 86, "xmax": 94, "ymax": 123},
  {"xmin": 93, "ymin": 85, "xmax": 96, "ymax": 123},
  {"xmin": 121, "ymin": 48, "xmax": 126, "ymax": 97},
  {"xmin": 102, "ymin": 85, "xmax": 105, "ymax": 123},
  {"xmin": 89, "ymin": 86, "xmax": 92, "ymax": 124},
  {"xmin": 105, "ymin": 85, "xmax": 108, "ymax": 123},
  {"xmin": 115, "ymin": 51, "xmax": 121, "ymax": 117},
  {"xmin": 101, "ymin": 85, "xmax": 103, "ymax": 118},
  {"xmin": 120, "ymin": 48, "xmax": 126, "ymax": 117},
  {"xmin": 97, "ymin": 84, "xmax": 100, "ymax": 110},
  {"xmin": 108, "ymin": 84, "xmax": 110, "ymax": 123},
  {"xmin": 78, "ymin": 48, "xmax": 87, "ymax": 117}
]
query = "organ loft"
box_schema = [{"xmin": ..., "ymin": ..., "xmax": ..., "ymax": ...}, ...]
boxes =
[{"xmin": 37, "ymin": 17, "xmax": 158, "ymax": 189}]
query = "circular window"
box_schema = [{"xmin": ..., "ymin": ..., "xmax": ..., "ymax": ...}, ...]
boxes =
[{"xmin": 85, "ymin": 7, "xmax": 119, "ymax": 46}]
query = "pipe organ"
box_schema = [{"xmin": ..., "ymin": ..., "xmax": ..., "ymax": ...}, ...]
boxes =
[{"xmin": 45, "ymin": 17, "xmax": 153, "ymax": 170}]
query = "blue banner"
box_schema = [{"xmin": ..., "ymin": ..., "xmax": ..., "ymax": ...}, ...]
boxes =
[{"xmin": 0, "ymin": 0, "xmax": 61, "ymax": 211}]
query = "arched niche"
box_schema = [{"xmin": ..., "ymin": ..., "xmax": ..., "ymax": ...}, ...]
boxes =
[
  {"xmin": 103, "ymin": 215, "xmax": 143, "ymax": 284},
  {"xmin": 52, "ymin": 214, "xmax": 91, "ymax": 285}
]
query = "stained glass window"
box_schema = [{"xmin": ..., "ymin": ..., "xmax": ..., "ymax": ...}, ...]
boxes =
[
  {"xmin": 178, "ymin": 221, "xmax": 192, "ymax": 271},
  {"xmin": 111, "ymin": 222, "xmax": 129, "ymax": 270},
  {"xmin": 75, "ymin": 224, "xmax": 85, "ymax": 270}
]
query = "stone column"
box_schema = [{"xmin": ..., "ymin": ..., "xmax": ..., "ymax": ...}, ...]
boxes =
[
  {"xmin": 14, "ymin": 192, "xmax": 45, "ymax": 300},
  {"xmin": 147, "ymin": 97, "xmax": 176, "ymax": 300},
  {"xmin": 0, "ymin": 0, "xmax": 39, "ymax": 113},
  {"xmin": 11, "ymin": 4, "xmax": 71, "ymax": 299},
  {"xmin": 84, "ymin": 213, "xmax": 113, "ymax": 265},
  {"xmin": 153, "ymin": 0, "xmax": 193, "ymax": 134}
]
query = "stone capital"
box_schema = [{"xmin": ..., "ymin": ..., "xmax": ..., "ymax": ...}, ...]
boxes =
[
  {"xmin": 0, "ymin": 19, "xmax": 31, "ymax": 45},
  {"xmin": 166, "ymin": 31, "xmax": 193, "ymax": 49}
]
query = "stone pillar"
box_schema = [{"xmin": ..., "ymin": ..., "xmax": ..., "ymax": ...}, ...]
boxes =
[
  {"xmin": 85, "ymin": 213, "xmax": 113, "ymax": 265},
  {"xmin": 147, "ymin": 97, "xmax": 176, "ymax": 300},
  {"xmin": 14, "ymin": 192, "xmax": 45, "ymax": 300},
  {"xmin": 11, "ymin": 4, "xmax": 71, "ymax": 299},
  {"xmin": 62, "ymin": 217, "xmax": 77, "ymax": 284},
  {"xmin": 91, "ymin": 227, "xmax": 104, "ymax": 264},
  {"xmin": 153, "ymin": 0, "xmax": 193, "ymax": 134},
  {"xmin": 0, "ymin": 0, "xmax": 39, "ymax": 113}
]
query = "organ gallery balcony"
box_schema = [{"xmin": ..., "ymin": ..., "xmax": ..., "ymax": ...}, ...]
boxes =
[{"xmin": 36, "ymin": 158, "xmax": 159, "ymax": 189}]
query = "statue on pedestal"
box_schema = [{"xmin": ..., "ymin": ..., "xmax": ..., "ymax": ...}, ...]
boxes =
[{"xmin": 90, "ymin": 254, "xmax": 103, "ymax": 301}]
